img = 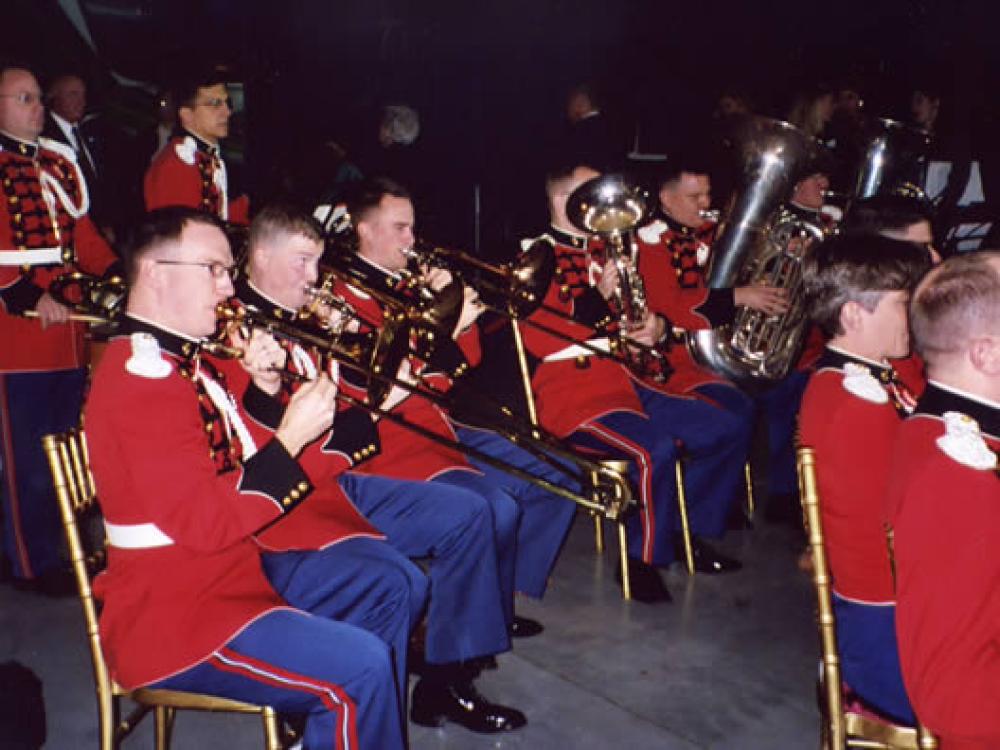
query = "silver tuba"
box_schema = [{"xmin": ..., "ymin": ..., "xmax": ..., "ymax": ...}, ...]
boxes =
[
  {"xmin": 851, "ymin": 117, "xmax": 931, "ymax": 201},
  {"xmin": 688, "ymin": 116, "xmax": 832, "ymax": 383}
]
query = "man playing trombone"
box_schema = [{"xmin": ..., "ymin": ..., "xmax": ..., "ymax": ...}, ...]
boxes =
[{"xmin": 238, "ymin": 202, "xmax": 528, "ymax": 734}]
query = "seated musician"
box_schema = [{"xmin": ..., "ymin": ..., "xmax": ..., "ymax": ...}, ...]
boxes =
[
  {"xmin": 799, "ymin": 233, "xmax": 930, "ymax": 724},
  {"xmin": 86, "ymin": 207, "xmax": 426, "ymax": 748},
  {"xmin": 510, "ymin": 161, "xmax": 748, "ymax": 602},
  {"xmin": 843, "ymin": 193, "xmax": 942, "ymax": 397},
  {"xmin": 889, "ymin": 251, "xmax": 1000, "ymax": 749},
  {"xmin": 236, "ymin": 206, "xmax": 524, "ymax": 732}
]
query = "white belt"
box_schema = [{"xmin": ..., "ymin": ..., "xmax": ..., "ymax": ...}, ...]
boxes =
[
  {"xmin": 543, "ymin": 338, "xmax": 611, "ymax": 362},
  {"xmin": 0, "ymin": 247, "xmax": 62, "ymax": 266},
  {"xmin": 105, "ymin": 522, "xmax": 175, "ymax": 549}
]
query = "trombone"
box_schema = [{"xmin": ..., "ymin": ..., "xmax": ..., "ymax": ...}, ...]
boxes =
[
  {"xmin": 213, "ymin": 301, "xmax": 635, "ymax": 522},
  {"xmin": 22, "ymin": 271, "xmax": 126, "ymax": 326}
]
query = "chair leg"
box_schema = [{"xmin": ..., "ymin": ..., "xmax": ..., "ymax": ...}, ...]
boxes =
[
  {"xmin": 744, "ymin": 460, "xmax": 755, "ymax": 518},
  {"xmin": 262, "ymin": 706, "xmax": 283, "ymax": 750},
  {"xmin": 593, "ymin": 514, "xmax": 605, "ymax": 553},
  {"xmin": 674, "ymin": 458, "xmax": 695, "ymax": 575},
  {"xmin": 154, "ymin": 706, "xmax": 174, "ymax": 750},
  {"xmin": 98, "ymin": 690, "xmax": 116, "ymax": 750},
  {"xmin": 617, "ymin": 522, "xmax": 631, "ymax": 601}
]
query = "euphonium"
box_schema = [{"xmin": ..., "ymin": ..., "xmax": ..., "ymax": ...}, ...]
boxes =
[
  {"xmin": 688, "ymin": 116, "xmax": 833, "ymax": 382},
  {"xmin": 565, "ymin": 174, "xmax": 670, "ymax": 382}
]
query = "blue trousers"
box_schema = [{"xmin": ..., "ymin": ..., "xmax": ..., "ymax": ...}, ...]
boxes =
[
  {"xmin": 154, "ymin": 537, "xmax": 426, "ymax": 750},
  {"xmin": 756, "ymin": 370, "xmax": 810, "ymax": 497},
  {"xmin": 339, "ymin": 472, "xmax": 512, "ymax": 664},
  {"xmin": 833, "ymin": 594, "xmax": 915, "ymax": 725},
  {"xmin": 433, "ymin": 469, "xmax": 520, "ymax": 631},
  {"xmin": 0, "ymin": 368, "xmax": 87, "ymax": 579},
  {"xmin": 261, "ymin": 539, "xmax": 427, "ymax": 712},
  {"xmin": 457, "ymin": 426, "xmax": 578, "ymax": 598},
  {"xmin": 569, "ymin": 408, "xmax": 679, "ymax": 566},
  {"xmin": 638, "ymin": 382, "xmax": 755, "ymax": 539}
]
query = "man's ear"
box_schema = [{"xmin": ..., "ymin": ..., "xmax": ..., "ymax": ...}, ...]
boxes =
[
  {"xmin": 839, "ymin": 300, "xmax": 863, "ymax": 334},
  {"xmin": 969, "ymin": 334, "xmax": 1000, "ymax": 377},
  {"xmin": 177, "ymin": 105, "xmax": 193, "ymax": 132}
]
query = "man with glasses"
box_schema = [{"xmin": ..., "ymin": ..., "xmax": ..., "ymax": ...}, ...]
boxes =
[
  {"xmin": 144, "ymin": 71, "xmax": 249, "ymax": 224},
  {"xmin": 0, "ymin": 64, "xmax": 119, "ymax": 594}
]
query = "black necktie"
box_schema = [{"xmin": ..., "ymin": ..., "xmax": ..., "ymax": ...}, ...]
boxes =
[{"xmin": 71, "ymin": 124, "xmax": 98, "ymax": 179}]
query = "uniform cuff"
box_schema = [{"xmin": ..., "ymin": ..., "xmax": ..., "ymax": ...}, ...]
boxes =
[
  {"xmin": 1, "ymin": 276, "xmax": 45, "ymax": 315},
  {"xmin": 698, "ymin": 288, "xmax": 736, "ymax": 327},
  {"xmin": 322, "ymin": 406, "xmax": 381, "ymax": 464},
  {"xmin": 573, "ymin": 287, "xmax": 615, "ymax": 328},
  {"xmin": 242, "ymin": 382, "xmax": 285, "ymax": 430},
  {"xmin": 239, "ymin": 440, "xmax": 312, "ymax": 512}
]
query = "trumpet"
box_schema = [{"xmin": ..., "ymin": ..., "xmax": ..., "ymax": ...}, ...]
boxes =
[{"xmin": 212, "ymin": 301, "xmax": 635, "ymax": 521}]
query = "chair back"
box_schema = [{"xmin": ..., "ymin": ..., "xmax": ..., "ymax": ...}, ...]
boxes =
[
  {"xmin": 797, "ymin": 445, "xmax": 939, "ymax": 749},
  {"xmin": 42, "ymin": 431, "xmax": 116, "ymax": 705}
]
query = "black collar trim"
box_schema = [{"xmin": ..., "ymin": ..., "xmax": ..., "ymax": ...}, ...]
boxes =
[
  {"xmin": 915, "ymin": 383, "xmax": 999, "ymax": 440},
  {"xmin": 0, "ymin": 130, "xmax": 37, "ymax": 159}
]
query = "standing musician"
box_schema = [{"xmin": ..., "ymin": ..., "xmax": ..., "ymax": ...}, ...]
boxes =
[
  {"xmin": 86, "ymin": 207, "xmax": 427, "ymax": 749},
  {"xmin": 798, "ymin": 234, "xmax": 930, "ymax": 724},
  {"xmin": 512, "ymin": 162, "xmax": 741, "ymax": 603},
  {"xmin": 238, "ymin": 202, "xmax": 529, "ymax": 733},
  {"xmin": 144, "ymin": 70, "xmax": 249, "ymax": 224},
  {"xmin": 0, "ymin": 64, "xmax": 119, "ymax": 592},
  {"xmin": 889, "ymin": 251, "xmax": 1000, "ymax": 750}
]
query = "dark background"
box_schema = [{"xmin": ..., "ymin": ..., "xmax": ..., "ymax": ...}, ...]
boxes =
[{"xmin": 9, "ymin": 0, "xmax": 1000, "ymax": 253}]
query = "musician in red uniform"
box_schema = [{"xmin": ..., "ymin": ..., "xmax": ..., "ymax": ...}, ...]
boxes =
[
  {"xmin": 143, "ymin": 71, "xmax": 249, "ymax": 224},
  {"xmin": 239, "ymin": 202, "xmax": 528, "ymax": 733},
  {"xmin": 512, "ymin": 162, "xmax": 750, "ymax": 601},
  {"xmin": 889, "ymin": 251, "xmax": 1000, "ymax": 750},
  {"xmin": 87, "ymin": 207, "xmax": 425, "ymax": 748},
  {"xmin": 635, "ymin": 158, "xmax": 785, "ymax": 542},
  {"xmin": 0, "ymin": 65, "xmax": 119, "ymax": 590},
  {"xmin": 799, "ymin": 234, "xmax": 930, "ymax": 724}
]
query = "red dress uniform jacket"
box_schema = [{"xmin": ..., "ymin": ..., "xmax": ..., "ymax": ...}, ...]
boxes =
[
  {"xmin": 516, "ymin": 229, "xmax": 643, "ymax": 437},
  {"xmin": 231, "ymin": 278, "xmax": 384, "ymax": 552},
  {"xmin": 635, "ymin": 217, "xmax": 736, "ymax": 395},
  {"xmin": 889, "ymin": 384, "xmax": 1000, "ymax": 746},
  {"xmin": 144, "ymin": 133, "xmax": 249, "ymax": 224},
  {"xmin": 0, "ymin": 133, "xmax": 117, "ymax": 372},
  {"xmin": 332, "ymin": 256, "xmax": 479, "ymax": 480},
  {"xmin": 86, "ymin": 319, "xmax": 370, "ymax": 688},
  {"xmin": 799, "ymin": 347, "xmax": 917, "ymax": 603}
]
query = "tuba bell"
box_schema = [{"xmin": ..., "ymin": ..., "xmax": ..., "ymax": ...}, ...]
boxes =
[
  {"xmin": 688, "ymin": 116, "xmax": 833, "ymax": 383},
  {"xmin": 851, "ymin": 117, "xmax": 931, "ymax": 201}
]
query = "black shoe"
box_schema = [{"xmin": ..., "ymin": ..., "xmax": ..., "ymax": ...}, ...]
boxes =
[
  {"xmin": 678, "ymin": 538, "xmax": 743, "ymax": 574},
  {"xmin": 410, "ymin": 676, "xmax": 527, "ymax": 733},
  {"xmin": 509, "ymin": 615, "xmax": 543, "ymax": 638},
  {"xmin": 614, "ymin": 558, "xmax": 672, "ymax": 603}
]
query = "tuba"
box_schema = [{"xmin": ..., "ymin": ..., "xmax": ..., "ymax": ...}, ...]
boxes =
[
  {"xmin": 688, "ymin": 116, "xmax": 832, "ymax": 383},
  {"xmin": 851, "ymin": 117, "xmax": 931, "ymax": 201}
]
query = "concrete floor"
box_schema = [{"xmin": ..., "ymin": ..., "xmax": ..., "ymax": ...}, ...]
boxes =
[{"xmin": 0, "ymin": 509, "xmax": 823, "ymax": 749}]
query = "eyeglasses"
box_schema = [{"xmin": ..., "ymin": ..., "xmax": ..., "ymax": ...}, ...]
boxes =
[
  {"xmin": 195, "ymin": 97, "xmax": 230, "ymax": 109},
  {"xmin": 156, "ymin": 260, "xmax": 236, "ymax": 279},
  {"xmin": 0, "ymin": 92, "xmax": 42, "ymax": 106}
]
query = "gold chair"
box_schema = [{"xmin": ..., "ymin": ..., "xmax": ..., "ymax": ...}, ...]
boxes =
[
  {"xmin": 594, "ymin": 453, "xmax": 755, "ymax": 582},
  {"xmin": 796, "ymin": 446, "xmax": 938, "ymax": 749},
  {"xmin": 43, "ymin": 430, "xmax": 285, "ymax": 750}
]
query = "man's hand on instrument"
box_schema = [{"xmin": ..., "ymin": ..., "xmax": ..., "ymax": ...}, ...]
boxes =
[
  {"xmin": 424, "ymin": 266, "xmax": 453, "ymax": 292},
  {"xmin": 734, "ymin": 284, "xmax": 790, "ymax": 315},
  {"xmin": 276, "ymin": 375, "xmax": 338, "ymax": 457},
  {"xmin": 453, "ymin": 285, "xmax": 485, "ymax": 337},
  {"xmin": 33, "ymin": 293, "xmax": 71, "ymax": 329},
  {"xmin": 380, "ymin": 358, "xmax": 416, "ymax": 413},
  {"xmin": 625, "ymin": 312, "xmax": 664, "ymax": 348},
  {"xmin": 235, "ymin": 328, "xmax": 287, "ymax": 396},
  {"xmin": 596, "ymin": 259, "xmax": 619, "ymax": 301}
]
